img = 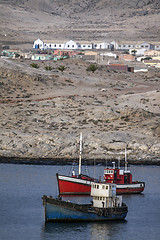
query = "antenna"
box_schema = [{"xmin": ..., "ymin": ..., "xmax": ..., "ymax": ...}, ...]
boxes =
[
  {"xmin": 125, "ymin": 145, "xmax": 128, "ymax": 172},
  {"xmin": 118, "ymin": 157, "xmax": 120, "ymax": 169},
  {"xmin": 78, "ymin": 132, "xmax": 82, "ymax": 175}
]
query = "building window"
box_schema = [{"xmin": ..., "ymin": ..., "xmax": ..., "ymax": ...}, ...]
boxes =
[
  {"xmin": 106, "ymin": 186, "xmax": 108, "ymax": 189},
  {"xmin": 54, "ymin": 44, "xmax": 56, "ymax": 47},
  {"xmin": 97, "ymin": 185, "xmax": 99, "ymax": 189},
  {"xmin": 141, "ymin": 45, "xmax": 144, "ymax": 47},
  {"xmin": 123, "ymin": 45, "xmax": 125, "ymax": 47},
  {"xmin": 72, "ymin": 45, "xmax": 74, "ymax": 47},
  {"xmin": 78, "ymin": 45, "xmax": 81, "ymax": 47},
  {"xmin": 119, "ymin": 45, "xmax": 121, "ymax": 47},
  {"xmin": 49, "ymin": 44, "xmax": 51, "ymax": 47},
  {"xmin": 83, "ymin": 45, "xmax": 86, "ymax": 47},
  {"xmin": 102, "ymin": 185, "xmax": 105, "ymax": 189},
  {"xmin": 59, "ymin": 45, "xmax": 61, "ymax": 47},
  {"xmin": 95, "ymin": 44, "xmax": 97, "ymax": 47}
]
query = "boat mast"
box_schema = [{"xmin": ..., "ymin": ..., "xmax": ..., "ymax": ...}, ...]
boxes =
[
  {"xmin": 79, "ymin": 132, "xmax": 83, "ymax": 175},
  {"xmin": 125, "ymin": 145, "xmax": 128, "ymax": 172}
]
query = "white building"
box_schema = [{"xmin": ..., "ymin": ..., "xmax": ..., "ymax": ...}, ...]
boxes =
[
  {"xmin": 33, "ymin": 39, "xmax": 160, "ymax": 51},
  {"xmin": 33, "ymin": 38, "xmax": 45, "ymax": 49},
  {"xmin": 93, "ymin": 41, "xmax": 110, "ymax": 50},
  {"xmin": 33, "ymin": 39, "xmax": 113, "ymax": 50},
  {"xmin": 129, "ymin": 48, "xmax": 146, "ymax": 56}
]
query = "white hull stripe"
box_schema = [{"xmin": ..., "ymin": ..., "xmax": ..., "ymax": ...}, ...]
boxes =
[{"xmin": 58, "ymin": 175, "xmax": 92, "ymax": 185}]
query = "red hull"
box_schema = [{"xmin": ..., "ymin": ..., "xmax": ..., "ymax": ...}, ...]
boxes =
[
  {"xmin": 57, "ymin": 174, "xmax": 145, "ymax": 195},
  {"xmin": 58, "ymin": 179, "xmax": 91, "ymax": 195}
]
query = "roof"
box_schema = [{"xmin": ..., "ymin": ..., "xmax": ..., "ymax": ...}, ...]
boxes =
[{"xmin": 43, "ymin": 40, "xmax": 67, "ymax": 44}]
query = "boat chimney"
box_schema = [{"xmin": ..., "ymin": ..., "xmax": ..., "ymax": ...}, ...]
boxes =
[{"xmin": 112, "ymin": 162, "xmax": 115, "ymax": 169}]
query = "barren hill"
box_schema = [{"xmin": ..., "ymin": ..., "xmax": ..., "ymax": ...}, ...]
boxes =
[
  {"xmin": 0, "ymin": 57, "xmax": 160, "ymax": 164},
  {"xmin": 0, "ymin": 0, "xmax": 160, "ymax": 46}
]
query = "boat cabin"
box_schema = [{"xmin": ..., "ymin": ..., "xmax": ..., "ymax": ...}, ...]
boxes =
[
  {"xmin": 91, "ymin": 183, "xmax": 122, "ymax": 208},
  {"xmin": 104, "ymin": 162, "xmax": 132, "ymax": 184}
]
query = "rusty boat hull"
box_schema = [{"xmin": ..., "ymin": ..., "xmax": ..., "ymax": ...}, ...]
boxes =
[{"xmin": 42, "ymin": 195, "xmax": 128, "ymax": 222}]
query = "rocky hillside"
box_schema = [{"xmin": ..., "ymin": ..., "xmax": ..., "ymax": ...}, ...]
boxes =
[
  {"xmin": 0, "ymin": 0, "xmax": 160, "ymax": 45},
  {"xmin": 0, "ymin": 57, "xmax": 160, "ymax": 164}
]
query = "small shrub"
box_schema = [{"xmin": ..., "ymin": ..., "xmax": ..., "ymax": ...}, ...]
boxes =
[
  {"xmin": 58, "ymin": 65, "xmax": 66, "ymax": 72},
  {"xmin": 30, "ymin": 63, "xmax": 39, "ymax": 68},
  {"xmin": 45, "ymin": 66, "xmax": 52, "ymax": 71},
  {"xmin": 86, "ymin": 64, "xmax": 98, "ymax": 73}
]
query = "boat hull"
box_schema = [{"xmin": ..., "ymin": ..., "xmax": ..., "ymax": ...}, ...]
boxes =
[
  {"xmin": 57, "ymin": 174, "xmax": 145, "ymax": 195},
  {"xmin": 42, "ymin": 195, "xmax": 128, "ymax": 222}
]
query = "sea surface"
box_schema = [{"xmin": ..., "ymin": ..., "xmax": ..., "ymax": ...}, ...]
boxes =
[{"xmin": 0, "ymin": 163, "xmax": 160, "ymax": 240}]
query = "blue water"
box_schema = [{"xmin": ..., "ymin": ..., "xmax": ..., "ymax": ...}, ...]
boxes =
[{"xmin": 0, "ymin": 164, "xmax": 160, "ymax": 240}]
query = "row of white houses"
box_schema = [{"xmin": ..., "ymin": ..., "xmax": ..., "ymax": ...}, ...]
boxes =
[
  {"xmin": 33, "ymin": 39, "xmax": 111, "ymax": 50},
  {"xmin": 33, "ymin": 38, "xmax": 160, "ymax": 51}
]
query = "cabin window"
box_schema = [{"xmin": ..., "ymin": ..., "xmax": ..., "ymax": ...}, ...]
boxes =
[
  {"xmin": 103, "ymin": 197, "xmax": 105, "ymax": 201},
  {"xmin": 100, "ymin": 197, "xmax": 102, "ymax": 200},
  {"xmin": 102, "ymin": 185, "xmax": 105, "ymax": 189},
  {"xmin": 123, "ymin": 45, "xmax": 126, "ymax": 47},
  {"xmin": 95, "ymin": 44, "xmax": 97, "ymax": 47},
  {"xmin": 49, "ymin": 44, "xmax": 51, "ymax": 47},
  {"xmin": 97, "ymin": 185, "xmax": 99, "ymax": 189},
  {"xmin": 106, "ymin": 186, "xmax": 108, "ymax": 189},
  {"xmin": 119, "ymin": 45, "xmax": 121, "ymax": 47},
  {"xmin": 110, "ymin": 186, "xmax": 112, "ymax": 189},
  {"xmin": 72, "ymin": 45, "xmax": 74, "ymax": 47},
  {"xmin": 59, "ymin": 45, "xmax": 61, "ymax": 47},
  {"xmin": 141, "ymin": 45, "xmax": 144, "ymax": 47}
]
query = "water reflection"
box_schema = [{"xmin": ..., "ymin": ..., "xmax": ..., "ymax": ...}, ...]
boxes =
[
  {"xmin": 90, "ymin": 221, "xmax": 127, "ymax": 240},
  {"xmin": 41, "ymin": 220, "xmax": 127, "ymax": 240},
  {"xmin": 41, "ymin": 222, "xmax": 90, "ymax": 240}
]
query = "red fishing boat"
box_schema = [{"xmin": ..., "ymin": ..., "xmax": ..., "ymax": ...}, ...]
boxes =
[{"xmin": 57, "ymin": 134, "xmax": 145, "ymax": 195}]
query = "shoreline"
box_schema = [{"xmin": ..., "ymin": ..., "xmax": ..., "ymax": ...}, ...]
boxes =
[{"xmin": 0, "ymin": 156, "xmax": 160, "ymax": 166}]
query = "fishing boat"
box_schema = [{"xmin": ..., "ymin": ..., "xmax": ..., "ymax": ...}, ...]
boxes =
[
  {"xmin": 42, "ymin": 182, "xmax": 128, "ymax": 222},
  {"xmin": 57, "ymin": 133, "xmax": 145, "ymax": 195}
]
